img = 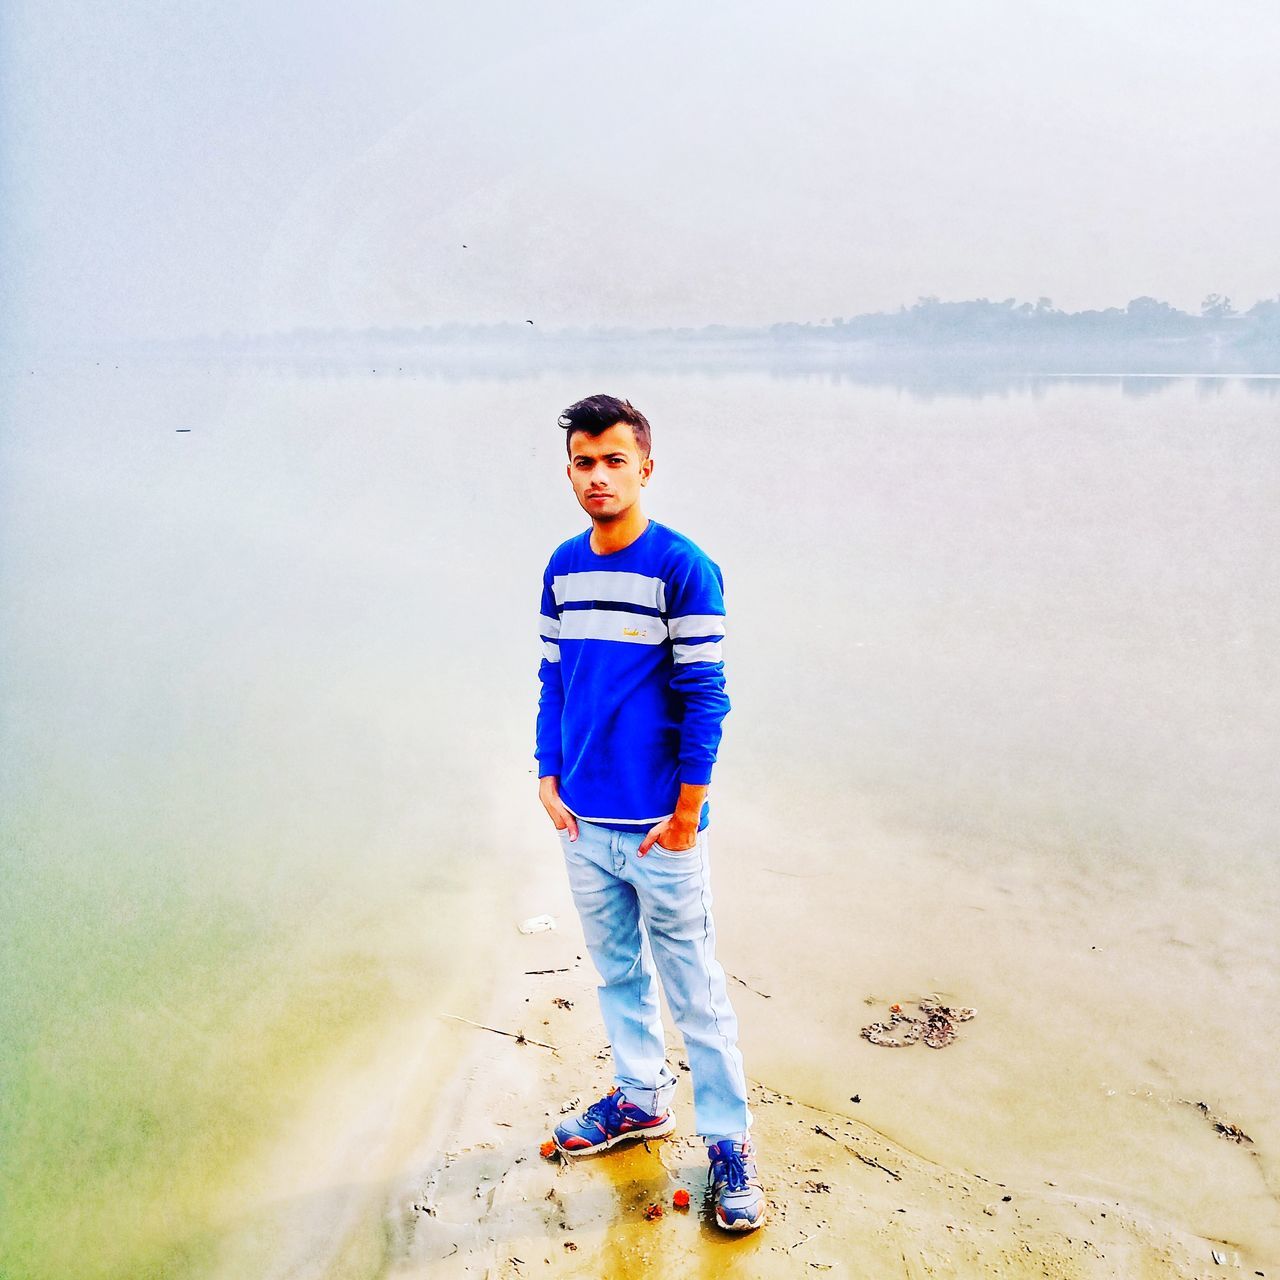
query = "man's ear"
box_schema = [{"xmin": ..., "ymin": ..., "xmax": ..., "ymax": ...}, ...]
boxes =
[{"xmin": 641, "ymin": 456, "xmax": 654, "ymax": 484}]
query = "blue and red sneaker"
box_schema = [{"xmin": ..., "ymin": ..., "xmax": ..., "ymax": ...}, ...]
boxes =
[
  {"xmin": 707, "ymin": 1137, "xmax": 767, "ymax": 1230},
  {"xmin": 552, "ymin": 1086, "xmax": 676, "ymax": 1155}
]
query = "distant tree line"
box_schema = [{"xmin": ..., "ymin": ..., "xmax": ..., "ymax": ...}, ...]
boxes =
[
  {"xmin": 768, "ymin": 294, "xmax": 1280, "ymax": 347},
  {"xmin": 155, "ymin": 294, "xmax": 1280, "ymax": 355}
]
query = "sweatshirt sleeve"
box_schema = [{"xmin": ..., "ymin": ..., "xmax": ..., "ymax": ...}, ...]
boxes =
[
  {"xmin": 666, "ymin": 551, "xmax": 731, "ymax": 786},
  {"xmin": 535, "ymin": 561, "xmax": 565, "ymax": 778}
]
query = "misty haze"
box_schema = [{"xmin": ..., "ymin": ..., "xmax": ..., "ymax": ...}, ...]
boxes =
[{"xmin": 2, "ymin": 3, "xmax": 1277, "ymax": 1279}]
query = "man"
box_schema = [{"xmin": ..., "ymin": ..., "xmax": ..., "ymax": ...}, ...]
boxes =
[{"xmin": 535, "ymin": 393, "xmax": 766, "ymax": 1232}]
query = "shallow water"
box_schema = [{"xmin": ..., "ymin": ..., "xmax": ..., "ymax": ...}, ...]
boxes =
[{"xmin": 1, "ymin": 365, "xmax": 1276, "ymax": 1274}]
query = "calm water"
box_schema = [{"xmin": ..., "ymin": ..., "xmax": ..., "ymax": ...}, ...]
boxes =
[{"xmin": 2, "ymin": 366, "xmax": 1277, "ymax": 1275}]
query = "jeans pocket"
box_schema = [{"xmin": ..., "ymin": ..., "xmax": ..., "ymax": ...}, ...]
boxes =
[{"xmin": 651, "ymin": 835, "xmax": 701, "ymax": 859}]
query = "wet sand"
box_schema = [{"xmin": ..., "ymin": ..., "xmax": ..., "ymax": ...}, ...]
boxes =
[
  {"xmin": 204, "ymin": 805, "xmax": 1276, "ymax": 1280},
  {"xmin": 374, "ymin": 920, "xmax": 1267, "ymax": 1278}
]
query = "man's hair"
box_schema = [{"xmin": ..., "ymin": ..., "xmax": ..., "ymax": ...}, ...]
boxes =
[{"xmin": 558, "ymin": 394, "xmax": 652, "ymax": 458}]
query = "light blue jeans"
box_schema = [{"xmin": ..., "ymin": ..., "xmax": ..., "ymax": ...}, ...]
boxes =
[{"xmin": 558, "ymin": 818, "xmax": 752, "ymax": 1145}]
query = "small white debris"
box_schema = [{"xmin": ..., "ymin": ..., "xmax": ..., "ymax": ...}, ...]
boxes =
[
  {"xmin": 1211, "ymin": 1249, "xmax": 1227, "ymax": 1265},
  {"xmin": 518, "ymin": 915, "xmax": 557, "ymax": 934}
]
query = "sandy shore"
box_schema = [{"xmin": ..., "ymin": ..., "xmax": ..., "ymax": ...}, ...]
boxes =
[
  {"xmin": 367, "ymin": 923, "xmax": 1266, "ymax": 1279},
  {"xmin": 189, "ymin": 787, "xmax": 1276, "ymax": 1280}
]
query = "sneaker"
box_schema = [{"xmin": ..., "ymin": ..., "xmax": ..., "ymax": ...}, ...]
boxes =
[
  {"xmin": 707, "ymin": 1137, "xmax": 767, "ymax": 1230},
  {"xmin": 552, "ymin": 1086, "xmax": 676, "ymax": 1155}
]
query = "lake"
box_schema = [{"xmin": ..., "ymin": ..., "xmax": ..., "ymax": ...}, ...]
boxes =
[{"xmin": 2, "ymin": 363, "xmax": 1277, "ymax": 1276}]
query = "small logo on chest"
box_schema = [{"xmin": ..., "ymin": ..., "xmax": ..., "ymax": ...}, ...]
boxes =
[{"xmin": 622, "ymin": 626, "xmax": 647, "ymax": 637}]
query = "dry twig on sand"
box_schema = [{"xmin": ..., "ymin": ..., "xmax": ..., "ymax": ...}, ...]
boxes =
[
  {"xmin": 728, "ymin": 972, "xmax": 772, "ymax": 998},
  {"xmin": 813, "ymin": 1123, "xmax": 902, "ymax": 1180},
  {"xmin": 852, "ymin": 1151, "xmax": 902, "ymax": 1181},
  {"xmin": 442, "ymin": 1014, "xmax": 557, "ymax": 1051}
]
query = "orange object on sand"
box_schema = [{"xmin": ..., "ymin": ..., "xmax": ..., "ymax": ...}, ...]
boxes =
[
  {"xmin": 890, "ymin": 1003, "xmax": 902, "ymax": 1013},
  {"xmin": 672, "ymin": 1188, "xmax": 691, "ymax": 1209},
  {"xmin": 539, "ymin": 1140, "xmax": 557, "ymax": 1159},
  {"xmin": 644, "ymin": 1203, "xmax": 664, "ymax": 1220}
]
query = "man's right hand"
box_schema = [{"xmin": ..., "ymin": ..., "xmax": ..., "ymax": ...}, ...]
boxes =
[{"xmin": 538, "ymin": 776, "xmax": 579, "ymax": 840}]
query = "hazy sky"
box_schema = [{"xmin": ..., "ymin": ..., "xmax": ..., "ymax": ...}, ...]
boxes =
[{"xmin": 3, "ymin": 0, "xmax": 1277, "ymax": 347}]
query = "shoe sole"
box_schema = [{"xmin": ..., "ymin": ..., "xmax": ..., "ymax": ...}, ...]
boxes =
[
  {"xmin": 711, "ymin": 1180, "xmax": 767, "ymax": 1231},
  {"xmin": 715, "ymin": 1206, "xmax": 766, "ymax": 1231},
  {"xmin": 553, "ymin": 1113, "xmax": 677, "ymax": 1156}
]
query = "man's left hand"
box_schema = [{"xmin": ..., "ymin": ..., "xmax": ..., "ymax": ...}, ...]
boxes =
[{"xmin": 638, "ymin": 817, "xmax": 698, "ymax": 857}]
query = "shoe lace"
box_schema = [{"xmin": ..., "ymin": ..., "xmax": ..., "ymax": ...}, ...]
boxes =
[
  {"xmin": 583, "ymin": 1090, "xmax": 625, "ymax": 1133},
  {"xmin": 712, "ymin": 1143, "xmax": 750, "ymax": 1192}
]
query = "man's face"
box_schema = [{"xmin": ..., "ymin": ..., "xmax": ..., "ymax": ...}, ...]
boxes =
[{"xmin": 566, "ymin": 422, "xmax": 653, "ymax": 522}]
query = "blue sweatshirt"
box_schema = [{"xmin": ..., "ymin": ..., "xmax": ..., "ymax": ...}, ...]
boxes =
[{"xmin": 536, "ymin": 519, "xmax": 730, "ymax": 832}]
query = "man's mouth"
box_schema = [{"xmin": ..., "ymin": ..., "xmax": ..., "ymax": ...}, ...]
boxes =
[{"xmin": 587, "ymin": 493, "xmax": 611, "ymax": 501}]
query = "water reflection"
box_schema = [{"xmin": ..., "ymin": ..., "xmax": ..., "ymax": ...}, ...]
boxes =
[
  {"xmin": 40, "ymin": 341, "xmax": 1280, "ymax": 402},
  {"xmin": 3, "ymin": 363, "xmax": 1277, "ymax": 1276}
]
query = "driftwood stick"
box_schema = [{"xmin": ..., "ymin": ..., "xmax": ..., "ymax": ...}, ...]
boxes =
[
  {"xmin": 814, "ymin": 1123, "xmax": 901, "ymax": 1180},
  {"xmin": 853, "ymin": 1151, "xmax": 902, "ymax": 1181},
  {"xmin": 727, "ymin": 972, "xmax": 772, "ymax": 998},
  {"xmin": 442, "ymin": 1014, "xmax": 557, "ymax": 1051},
  {"xmin": 788, "ymin": 1227, "xmax": 823, "ymax": 1251}
]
